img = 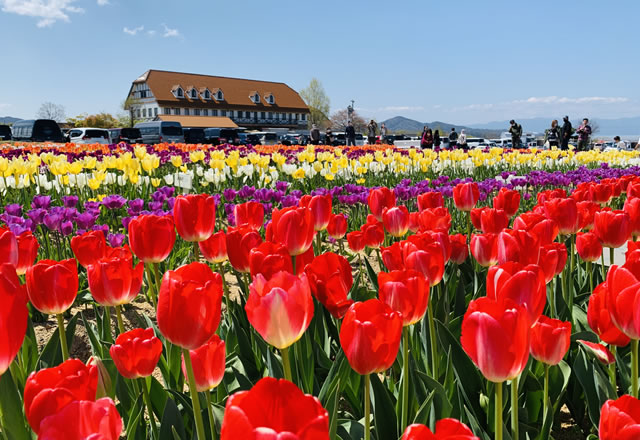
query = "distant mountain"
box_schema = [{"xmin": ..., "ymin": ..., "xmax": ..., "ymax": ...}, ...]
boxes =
[
  {"xmin": 0, "ymin": 116, "xmax": 22, "ymax": 125},
  {"xmin": 468, "ymin": 117, "xmax": 640, "ymax": 137},
  {"xmin": 382, "ymin": 116, "xmax": 501, "ymax": 138}
]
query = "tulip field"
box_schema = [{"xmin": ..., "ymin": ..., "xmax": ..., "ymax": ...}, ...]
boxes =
[{"xmin": 4, "ymin": 141, "xmax": 640, "ymax": 439}]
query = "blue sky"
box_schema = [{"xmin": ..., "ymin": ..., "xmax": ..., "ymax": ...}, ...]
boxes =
[{"xmin": 1, "ymin": 0, "xmax": 639, "ymax": 124}]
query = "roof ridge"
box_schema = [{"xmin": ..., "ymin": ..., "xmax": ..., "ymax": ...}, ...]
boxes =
[{"xmin": 146, "ymin": 69, "xmax": 289, "ymax": 86}]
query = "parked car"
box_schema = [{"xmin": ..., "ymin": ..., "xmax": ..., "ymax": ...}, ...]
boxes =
[
  {"xmin": 249, "ymin": 131, "xmax": 278, "ymax": 146},
  {"xmin": 245, "ymin": 133, "xmax": 261, "ymax": 145},
  {"xmin": 280, "ymin": 133, "xmax": 305, "ymax": 146},
  {"xmin": 108, "ymin": 128, "xmax": 143, "ymax": 144},
  {"xmin": 204, "ymin": 128, "xmax": 241, "ymax": 145},
  {"xmin": 67, "ymin": 128, "xmax": 110, "ymax": 144},
  {"xmin": 11, "ymin": 119, "xmax": 65, "ymax": 142},
  {"xmin": 135, "ymin": 121, "xmax": 184, "ymax": 144},
  {"xmin": 0, "ymin": 125, "xmax": 11, "ymax": 141},
  {"xmin": 382, "ymin": 134, "xmax": 411, "ymax": 145},
  {"xmin": 183, "ymin": 128, "xmax": 206, "ymax": 144}
]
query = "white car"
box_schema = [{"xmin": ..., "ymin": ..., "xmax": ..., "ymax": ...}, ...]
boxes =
[{"xmin": 67, "ymin": 128, "xmax": 110, "ymax": 144}]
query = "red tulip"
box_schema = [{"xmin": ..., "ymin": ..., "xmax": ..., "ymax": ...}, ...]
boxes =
[
  {"xmin": 383, "ymin": 206, "xmax": 410, "ymax": 237},
  {"xmin": 449, "ymin": 234, "xmax": 468, "ymax": 264},
  {"xmin": 530, "ymin": 315, "xmax": 571, "ymax": 365},
  {"xmin": 157, "ymin": 262, "xmax": 223, "ymax": 350},
  {"xmin": 37, "ymin": 398, "xmax": 122, "ymax": 440},
  {"xmin": 199, "ymin": 230, "xmax": 228, "ymax": 264},
  {"xmin": 544, "ymin": 198, "xmax": 579, "ymax": 235},
  {"xmin": 347, "ymin": 230, "xmax": 366, "ymax": 254},
  {"xmin": 249, "ymin": 241, "xmax": 293, "ymax": 280},
  {"xmin": 537, "ymin": 188, "xmax": 567, "ymax": 204},
  {"xmin": 71, "ymin": 230, "xmax": 106, "ymax": 268},
  {"xmin": 362, "ymin": 222, "xmax": 385, "ymax": 249},
  {"xmin": 26, "ymin": 258, "xmax": 78, "ymax": 315},
  {"xmin": 453, "ymin": 182, "xmax": 479, "ymax": 212},
  {"xmin": 578, "ymin": 340, "xmax": 616, "ymax": 364},
  {"xmin": 15, "ymin": 231, "xmax": 39, "ymax": 276},
  {"xmin": 220, "ymin": 377, "xmax": 329, "ymax": 439},
  {"xmin": 629, "ymin": 181, "xmax": 640, "ymax": 198},
  {"xmin": 109, "ymin": 328, "xmax": 162, "ymax": 379},
  {"xmin": 605, "ymin": 261, "xmax": 640, "ymax": 340},
  {"xmin": 577, "ymin": 201, "xmax": 600, "ymax": 231},
  {"xmin": 226, "ymin": 226, "xmax": 263, "ymax": 273},
  {"xmin": 493, "ymin": 187, "xmax": 521, "ymax": 217},
  {"xmin": 461, "ymin": 297, "xmax": 530, "ymax": 382},
  {"xmin": 87, "ymin": 250, "xmax": 143, "ymax": 306},
  {"xmin": 234, "ymin": 201, "xmax": 264, "ymax": 231},
  {"xmin": 173, "ymin": 194, "xmax": 216, "ymax": 242},
  {"xmin": 402, "ymin": 419, "xmax": 479, "ymax": 439},
  {"xmin": 589, "ymin": 182, "xmax": 613, "ymax": 205},
  {"xmin": 497, "ymin": 229, "xmax": 540, "ymax": 266},
  {"xmin": 267, "ymin": 206, "xmax": 315, "ymax": 256},
  {"xmin": 128, "ymin": 214, "xmax": 176, "ymax": 263},
  {"xmin": 246, "ymin": 271, "xmax": 313, "ymax": 349},
  {"xmin": 594, "ymin": 210, "xmax": 631, "ymax": 248},
  {"xmin": 295, "ymin": 246, "xmax": 315, "ymax": 275},
  {"xmin": 599, "ymin": 395, "xmax": 640, "ymax": 440},
  {"xmin": 588, "ymin": 282, "xmax": 630, "ymax": 346},
  {"xmin": 379, "ymin": 269, "xmax": 429, "ymax": 326},
  {"xmin": 625, "ymin": 197, "xmax": 640, "ymax": 237},
  {"xmin": 327, "ymin": 213, "xmax": 347, "ymax": 239},
  {"xmin": 368, "ymin": 187, "xmax": 396, "ymax": 221},
  {"xmin": 381, "ymin": 242, "xmax": 405, "ymax": 271},
  {"xmin": 470, "ymin": 233, "xmax": 498, "ymax": 267},
  {"xmin": 628, "ymin": 241, "xmax": 640, "ymax": 263},
  {"xmin": 24, "ymin": 359, "xmax": 98, "ymax": 433},
  {"xmin": 471, "ymin": 207, "xmax": 509, "ymax": 234},
  {"xmin": 181, "ymin": 335, "xmax": 226, "ymax": 392},
  {"xmin": 0, "ymin": 264, "xmax": 28, "ymax": 375},
  {"xmin": 306, "ymin": 194, "xmax": 333, "ymax": 231},
  {"xmin": 417, "ymin": 191, "xmax": 444, "ymax": 211},
  {"xmin": 576, "ymin": 231, "xmax": 603, "ymax": 262},
  {"xmin": 305, "ymin": 252, "xmax": 353, "ymax": 318},
  {"xmin": 340, "ymin": 299, "xmax": 403, "ymax": 375},
  {"xmin": 0, "ymin": 227, "xmax": 17, "ymax": 268},
  {"xmin": 408, "ymin": 212, "xmax": 420, "ymax": 233},
  {"xmin": 486, "ymin": 262, "xmax": 546, "ymax": 324},
  {"xmin": 418, "ymin": 207, "xmax": 451, "ymax": 233},
  {"xmin": 538, "ymin": 242, "xmax": 567, "ymax": 283},
  {"xmin": 513, "ymin": 212, "xmax": 559, "ymax": 245},
  {"xmin": 404, "ymin": 239, "xmax": 445, "ymax": 287}
]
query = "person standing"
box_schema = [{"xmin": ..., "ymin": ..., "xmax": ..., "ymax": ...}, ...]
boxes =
[
  {"xmin": 310, "ymin": 124, "xmax": 321, "ymax": 145},
  {"xmin": 458, "ymin": 129, "xmax": 468, "ymax": 150},
  {"xmin": 561, "ymin": 115, "xmax": 572, "ymax": 150},
  {"xmin": 420, "ymin": 126, "xmax": 428, "ymax": 149},
  {"xmin": 345, "ymin": 121, "xmax": 356, "ymax": 146},
  {"xmin": 421, "ymin": 128, "xmax": 433, "ymax": 149},
  {"xmin": 433, "ymin": 129, "xmax": 441, "ymax": 149},
  {"xmin": 367, "ymin": 120, "xmax": 378, "ymax": 145},
  {"xmin": 544, "ymin": 120, "xmax": 560, "ymax": 148},
  {"xmin": 614, "ymin": 136, "xmax": 627, "ymax": 150},
  {"xmin": 576, "ymin": 118, "xmax": 592, "ymax": 151},
  {"xmin": 509, "ymin": 120, "xmax": 523, "ymax": 148},
  {"xmin": 325, "ymin": 127, "xmax": 333, "ymax": 146},
  {"xmin": 380, "ymin": 123, "xmax": 387, "ymax": 144},
  {"xmin": 449, "ymin": 127, "xmax": 458, "ymax": 147}
]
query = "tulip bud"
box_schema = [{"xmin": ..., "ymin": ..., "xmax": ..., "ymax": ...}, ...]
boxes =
[{"xmin": 88, "ymin": 356, "xmax": 113, "ymax": 399}]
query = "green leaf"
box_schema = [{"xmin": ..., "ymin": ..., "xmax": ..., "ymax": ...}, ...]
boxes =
[
  {"xmin": 160, "ymin": 398, "xmax": 186, "ymax": 440},
  {"xmin": 0, "ymin": 369, "xmax": 30, "ymax": 440},
  {"xmin": 370, "ymin": 373, "xmax": 398, "ymax": 440},
  {"xmin": 363, "ymin": 257, "xmax": 379, "ymax": 291},
  {"xmin": 573, "ymin": 347, "xmax": 615, "ymax": 428}
]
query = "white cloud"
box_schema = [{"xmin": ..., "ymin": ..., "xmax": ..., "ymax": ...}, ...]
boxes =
[
  {"xmin": 123, "ymin": 25, "xmax": 143, "ymax": 36},
  {"xmin": 96, "ymin": 0, "xmax": 108, "ymax": 5},
  {"xmin": 1, "ymin": 0, "xmax": 83, "ymax": 27},
  {"xmin": 447, "ymin": 96, "xmax": 629, "ymax": 113},
  {"xmin": 162, "ymin": 23, "xmax": 180, "ymax": 38},
  {"xmin": 514, "ymin": 96, "xmax": 629, "ymax": 105},
  {"xmin": 147, "ymin": 29, "xmax": 156, "ymax": 36}
]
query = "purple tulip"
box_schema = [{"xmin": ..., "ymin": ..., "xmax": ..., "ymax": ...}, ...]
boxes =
[
  {"xmin": 107, "ymin": 233, "xmax": 125, "ymax": 247},
  {"xmin": 31, "ymin": 195, "xmax": 51, "ymax": 210},
  {"xmin": 43, "ymin": 213, "xmax": 62, "ymax": 231},
  {"xmin": 60, "ymin": 221, "xmax": 74, "ymax": 236},
  {"xmin": 101, "ymin": 195, "xmax": 127, "ymax": 210},
  {"xmin": 62, "ymin": 196, "xmax": 79, "ymax": 208},
  {"xmin": 5, "ymin": 204, "xmax": 22, "ymax": 217},
  {"xmin": 128, "ymin": 199, "xmax": 144, "ymax": 214}
]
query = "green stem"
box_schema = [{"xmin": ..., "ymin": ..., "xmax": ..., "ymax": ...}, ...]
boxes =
[
  {"xmin": 610, "ymin": 247, "xmax": 615, "ymax": 268},
  {"xmin": 115, "ymin": 305, "xmax": 126, "ymax": 334},
  {"xmin": 183, "ymin": 349, "xmax": 207, "ymax": 440},
  {"xmin": 281, "ymin": 346, "xmax": 293, "ymax": 382},
  {"xmin": 543, "ymin": 364, "xmax": 549, "ymax": 419},
  {"xmin": 610, "ymin": 345, "xmax": 617, "ymax": 395},
  {"xmin": 364, "ymin": 374, "xmax": 371, "ymax": 440},
  {"xmin": 511, "ymin": 375, "xmax": 519, "ymax": 440},
  {"xmin": 153, "ymin": 263, "xmax": 162, "ymax": 297},
  {"xmin": 104, "ymin": 306, "xmax": 113, "ymax": 342},
  {"xmin": 316, "ymin": 232, "xmax": 322, "ymax": 255},
  {"xmin": 495, "ymin": 382, "xmax": 503, "ymax": 440},
  {"xmin": 466, "ymin": 212, "xmax": 472, "ymax": 243},
  {"xmin": 56, "ymin": 313, "xmax": 69, "ymax": 361},
  {"xmin": 145, "ymin": 263, "xmax": 158, "ymax": 308},
  {"xmin": 194, "ymin": 241, "xmax": 201, "ymax": 262},
  {"xmin": 205, "ymin": 390, "xmax": 218, "ymax": 440},
  {"xmin": 549, "ymin": 280, "xmax": 556, "ymax": 318},
  {"xmin": 291, "ymin": 255, "xmax": 297, "ymax": 275},
  {"xmin": 601, "ymin": 252, "xmax": 606, "ymax": 281},
  {"xmin": 427, "ymin": 303, "xmax": 438, "ymax": 379},
  {"xmin": 401, "ymin": 327, "xmax": 410, "ymax": 431},
  {"xmin": 632, "ymin": 340, "xmax": 638, "ymax": 398},
  {"xmin": 140, "ymin": 378, "xmax": 159, "ymax": 439},
  {"xmin": 217, "ymin": 263, "xmax": 231, "ymax": 311},
  {"xmin": 587, "ymin": 261, "xmax": 593, "ymax": 294}
]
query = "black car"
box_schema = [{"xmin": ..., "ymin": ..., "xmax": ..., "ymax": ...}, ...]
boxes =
[
  {"xmin": 109, "ymin": 128, "xmax": 143, "ymax": 144},
  {"xmin": 245, "ymin": 133, "xmax": 261, "ymax": 146},
  {"xmin": 205, "ymin": 128, "xmax": 241, "ymax": 145},
  {"xmin": 0, "ymin": 125, "xmax": 11, "ymax": 141},
  {"xmin": 383, "ymin": 134, "xmax": 410, "ymax": 145},
  {"xmin": 11, "ymin": 119, "xmax": 65, "ymax": 142},
  {"xmin": 183, "ymin": 128, "xmax": 206, "ymax": 144}
]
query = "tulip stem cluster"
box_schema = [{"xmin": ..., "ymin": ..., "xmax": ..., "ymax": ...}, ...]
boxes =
[
  {"xmin": 115, "ymin": 306, "xmax": 125, "ymax": 334},
  {"xmin": 364, "ymin": 374, "xmax": 371, "ymax": 440},
  {"xmin": 511, "ymin": 376, "xmax": 519, "ymax": 440},
  {"xmin": 427, "ymin": 305, "xmax": 438, "ymax": 379},
  {"xmin": 401, "ymin": 327, "xmax": 410, "ymax": 431},
  {"xmin": 56, "ymin": 313, "xmax": 69, "ymax": 361},
  {"xmin": 632, "ymin": 340, "xmax": 639, "ymax": 398},
  {"xmin": 495, "ymin": 382, "xmax": 503, "ymax": 440},
  {"xmin": 543, "ymin": 364, "xmax": 550, "ymax": 419},
  {"xmin": 182, "ymin": 348, "xmax": 207, "ymax": 440},
  {"xmin": 281, "ymin": 346, "xmax": 293, "ymax": 382},
  {"xmin": 144, "ymin": 264, "xmax": 158, "ymax": 308},
  {"xmin": 205, "ymin": 391, "xmax": 218, "ymax": 440},
  {"xmin": 609, "ymin": 346, "xmax": 617, "ymax": 394},
  {"xmin": 140, "ymin": 378, "xmax": 159, "ymax": 439}
]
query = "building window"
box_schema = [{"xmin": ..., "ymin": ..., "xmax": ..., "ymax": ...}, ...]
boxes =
[
  {"xmin": 216, "ymin": 91, "xmax": 224, "ymax": 100},
  {"xmin": 212, "ymin": 110, "xmax": 218, "ymax": 116},
  {"xmin": 266, "ymin": 94, "xmax": 275, "ymax": 104},
  {"xmin": 221, "ymin": 110, "xmax": 226, "ymax": 116},
  {"xmin": 203, "ymin": 109, "xmax": 208, "ymax": 116},
  {"xmin": 193, "ymin": 109, "xmax": 200, "ymax": 116},
  {"xmin": 261, "ymin": 111, "xmax": 266, "ymax": 119},
  {"xmin": 142, "ymin": 108, "xmax": 147, "ymax": 118},
  {"xmin": 154, "ymin": 108, "xmax": 158, "ymax": 116},
  {"xmin": 204, "ymin": 90, "xmax": 210, "ymax": 99},
  {"xmin": 173, "ymin": 108, "xmax": 180, "ymax": 115},
  {"xmin": 184, "ymin": 108, "xmax": 190, "ymax": 116},
  {"xmin": 164, "ymin": 108, "xmax": 171, "ymax": 115},
  {"xmin": 136, "ymin": 109, "xmax": 141, "ymax": 118},
  {"xmin": 302, "ymin": 114, "xmax": 307, "ymax": 121},
  {"xmin": 175, "ymin": 88, "xmax": 184, "ymax": 98},
  {"xmin": 268, "ymin": 112, "xmax": 273, "ymax": 119},
  {"xmin": 190, "ymin": 89, "xmax": 197, "ymax": 99}
]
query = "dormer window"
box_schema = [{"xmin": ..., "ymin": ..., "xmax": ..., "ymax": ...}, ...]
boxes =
[
  {"xmin": 215, "ymin": 90, "xmax": 224, "ymax": 101},
  {"xmin": 191, "ymin": 89, "xmax": 197, "ymax": 99},
  {"xmin": 172, "ymin": 86, "xmax": 184, "ymax": 98},
  {"xmin": 265, "ymin": 93, "xmax": 275, "ymax": 105},
  {"xmin": 203, "ymin": 89, "xmax": 210, "ymax": 100},
  {"xmin": 249, "ymin": 92, "xmax": 260, "ymax": 104}
]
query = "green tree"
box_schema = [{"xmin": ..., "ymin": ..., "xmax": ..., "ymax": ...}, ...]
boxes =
[
  {"xmin": 121, "ymin": 96, "xmax": 142, "ymax": 128},
  {"xmin": 67, "ymin": 113, "xmax": 120, "ymax": 128},
  {"xmin": 299, "ymin": 78, "xmax": 330, "ymax": 128}
]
